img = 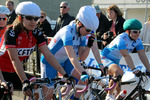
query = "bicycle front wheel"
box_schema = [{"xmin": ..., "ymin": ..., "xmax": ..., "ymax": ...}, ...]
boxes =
[{"xmin": 132, "ymin": 90, "xmax": 150, "ymax": 100}]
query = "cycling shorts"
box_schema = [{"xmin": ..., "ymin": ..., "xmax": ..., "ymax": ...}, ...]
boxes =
[
  {"xmin": 2, "ymin": 71, "xmax": 34, "ymax": 90},
  {"xmin": 41, "ymin": 59, "xmax": 74, "ymax": 85}
]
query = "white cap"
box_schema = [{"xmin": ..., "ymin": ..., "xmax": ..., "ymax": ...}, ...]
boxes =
[
  {"xmin": 16, "ymin": 1, "xmax": 41, "ymax": 17},
  {"xmin": 0, "ymin": 5, "xmax": 10, "ymax": 15},
  {"xmin": 76, "ymin": 6, "xmax": 99, "ymax": 32}
]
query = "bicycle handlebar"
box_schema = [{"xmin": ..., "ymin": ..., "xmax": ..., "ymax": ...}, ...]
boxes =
[
  {"xmin": 76, "ymin": 85, "xmax": 88, "ymax": 93},
  {"xmin": 0, "ymin": 82, "xmax": 12, "ymax": 100}
]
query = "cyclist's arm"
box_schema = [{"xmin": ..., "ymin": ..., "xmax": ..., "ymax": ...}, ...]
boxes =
[
  {"xmin": 78, "ymin": 46, "xmax": 90, "ymax": 61},
  {"xmin": 137, "ymin": 49, "xmax": 150, "ymax": 72},
  {"xmin": 92, "ymin": 42, "xmax": 103, "ymax": 64},
  {"xmin": 7, "ymin": 48, "xmax": 27, "ymax": 82},
  {"xmin": 64, "ymin": 45, "xmax": 85, "ymax": 75},
  {"xmin": 91, "ymin": 41, "xmax": 104, "ymax": 72},
  {"xmin": 120, "ymin": 49, "xmax": 135, "ymax": 70},
  {"xmin": 39, "ymin": 44, "xmax": 66, "ymax": 76}
]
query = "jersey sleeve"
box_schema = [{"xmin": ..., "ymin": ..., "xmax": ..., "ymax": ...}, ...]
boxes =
[
  {"xmin": 61, "ymin": 29, "xmax": 73, "ymax": 46},
  {"xmin": 5, "ymin": 27, "xmax": 17, "ymax": 48},
  {"xmin": 33, "ymin": 28, "xmax": 46, "ymax": 47},
  {"xmin": 136, "ymin": 40, "xmax": 144, "ymax": 51}
]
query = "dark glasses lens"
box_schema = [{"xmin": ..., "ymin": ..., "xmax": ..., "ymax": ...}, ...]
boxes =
[
  {"xmin": 0, "ymin": 17, "xmax": 7, "ymax": 21},
  {"xmin": 86, "ymin": 29, "xmax": 91, "ymax": 32},
  {"xmin": 40, "ymin": 16, "xmax": 45, "ymax": 18},
  {"xmin": 60, "ymin": 6, "xmax": 67, "ymax": 9},
  {"xmin": 23, "ymin": 16, "xmax": 39, "ymax": 21},
  {"xmin": 131, "ymin": 30, "xmax": 141, "ymax": 34}
]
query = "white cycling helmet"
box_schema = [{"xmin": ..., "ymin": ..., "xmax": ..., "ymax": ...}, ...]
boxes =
[
  {"xmin": 16, "ymin": 1, "xmax": 41, "ymax": 17},
  {"xmin": 76, "ymin": 6, "xmax": 99, "ymax": 32},
  {"xmin": 0, "ymin": 5, "xmax": 10, "ymax": 15}
]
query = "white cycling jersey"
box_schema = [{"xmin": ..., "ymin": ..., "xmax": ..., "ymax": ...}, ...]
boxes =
[
  {"xmin": 41, "ymin": 21, "xmax": 86, "ymax": 64},
  {"xmin": 101, "ymin": 32, "xmax": 144, "ymax": 64}
]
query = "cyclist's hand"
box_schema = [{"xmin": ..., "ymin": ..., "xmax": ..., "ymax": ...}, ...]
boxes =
[
  {"xmin": 87, "ymin": 35, "xmax": 95, "ymax": 48},
  {"xmin": 132, "ymin": 68, "xmax": 141, "ymax": 77},
  {"xmin": 1, "ymin": 80, "xmax": 7, "ymax": 90},
  {"xmin": 99, "ymin": 65, "xmax": 104, "ymax": 75},
  {"xmin": 63, "ymin": 74, "xmax": 75, "ymax": 85},
  {"xmin": 1, "ymin": 81, "xmax": 13, "ymax": 95},
  {"xmin": 80, "ymin": 71, "xmax": 89, "ymax": 83},
  {"xmin": 22, "ymin": 79, "xmax": 32, "ymax": 96}
]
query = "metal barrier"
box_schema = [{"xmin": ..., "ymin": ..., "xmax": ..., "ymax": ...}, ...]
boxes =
[
  {"xmin": 24, "ymin": 37, "xmax": 53, "ymax": 77},
  {"xmin": 23, "ymin": 41, "xmax": 150, "ymax": 77}
]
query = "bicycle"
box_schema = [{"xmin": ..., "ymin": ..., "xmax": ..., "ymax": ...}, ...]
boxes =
[
  {"xmin": 61, "ymin": 66, "xmax": 117, "ymax": 100},
  {"xmin": 121, "ymin": 71, "xmax": 150, "ymax": 100},
  {"xmin": 24, "ymin": 77, "xmax": 52, "ymax": 100},
  {"xmin": 24, "ymin": 77, "xmax": 75, "ymax": 100},
  {"xmin": 0, "ymin": 82, "xmax": 13, "ymax": 100}
]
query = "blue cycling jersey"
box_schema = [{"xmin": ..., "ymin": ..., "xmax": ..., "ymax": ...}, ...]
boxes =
[{"xmin": 101, "ymin": 32, "xmax": 144, "ymax": 64}]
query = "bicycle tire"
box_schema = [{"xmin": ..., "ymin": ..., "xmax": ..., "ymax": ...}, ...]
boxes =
[
  {"xmin": 132, "ymin": 90, "xmax": 150, "ymax": 100},
  {"xmin": 81, "ymin": 89, "xmax": 102, "ymax": 100}
]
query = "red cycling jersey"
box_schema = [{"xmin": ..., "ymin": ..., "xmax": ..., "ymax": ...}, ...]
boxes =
[{"xmin": 0, "ymin": 26, "xmax": 46, "ymax": 72}]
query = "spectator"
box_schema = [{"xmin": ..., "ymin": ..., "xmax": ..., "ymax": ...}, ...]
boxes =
[
  {"xmin": 53, "ymin": 1, "xmax": 75, "ymax": 36},
  {"xmin": 140, "ymin": 16, "xmax": 150, "ymax": 52},
  {"xmin": 37, "ymin": 11, "xmax": 53, "ymax": 43},
  {"xmin": 5, "ymin": 0, "xmax": 17, "ymax": 25},
  {"xmin": 92, "ymin": 5, "xmax": 110, "ymax": 50},
  {"xmin": 102, "ymin": 5, "xmax": 125, "ymax": 47},
  {"xmin": 0, "ymin": 1, "xmax": 71, "ymax": 99},
  {"xmin": 0, "ymin": 5, "xmax": 10, "ymax": 42}
]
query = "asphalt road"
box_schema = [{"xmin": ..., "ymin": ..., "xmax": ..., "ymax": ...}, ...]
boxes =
[{"xmin": 12, "ymin": 90, "xmax": 24, "ymax": 100}]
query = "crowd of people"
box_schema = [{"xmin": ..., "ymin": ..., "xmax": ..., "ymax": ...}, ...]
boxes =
[{"xmin": 0, "ymin": 0, "xmax": 150, "ymax": 100}]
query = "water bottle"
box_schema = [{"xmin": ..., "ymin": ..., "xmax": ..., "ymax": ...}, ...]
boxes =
[{"xmin": 116, "ymin": 90, "xmax": 127, "ymax": 100}]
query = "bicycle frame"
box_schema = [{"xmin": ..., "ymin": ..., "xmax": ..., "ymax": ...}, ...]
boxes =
[{"xmin": 122, "ymin": 72, "xmax": 150, "ymax": 100}]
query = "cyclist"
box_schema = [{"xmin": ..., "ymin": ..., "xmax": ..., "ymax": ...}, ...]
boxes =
[
  {"xmin": 41, "ymin": 5, "xmax": 99, "ymax": 96},
  {"xmin": 0, "ymin": 5, "xmax": 10, "ymax": 42},
  {"xmin": 101, "ymin": 19, "xmax": 150, "ymax": 100},
  {"xmin": 0, "ymin": 1, "xmax": 72, "ymax": 99}
]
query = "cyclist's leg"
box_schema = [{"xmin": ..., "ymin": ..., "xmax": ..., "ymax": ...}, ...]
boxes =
[
  {"xmin": 63, "ymin": 59, "xmax": 79, "ymax": 100},
  {"xmin": 106, "ymin": 64, "xmax": 123, "ymax": 99},
  {"xmin": 41, "ymin": 62, "xmax": 58, "ymax": 99},
  {"xmin": 41, "ymin": 62, "xmax": 57, "ymax": 85}
]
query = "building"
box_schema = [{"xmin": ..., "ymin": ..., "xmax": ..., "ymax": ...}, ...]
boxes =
[{"xmin": 0, "ymin": 0, "xmax": 149, "ymax": 25}]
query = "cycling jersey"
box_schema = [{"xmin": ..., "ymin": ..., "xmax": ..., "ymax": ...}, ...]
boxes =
[
  {"xmin": 0, "ymin": 27, "xmax": 7, "ymax": 42},
  {"xmin": 0, "ymin": 26, "xmax": 46, "ymax": 72},
  {"xmin": 41, "ymin": 21, "xmax": 86, "ymax": 81},
  {"xmin": 41, "ymin": 21, "xmax": 86, "ymax": 64},
  {"xmin": 101, "ymin": 32, "xmax": 144, "ymax": 65}
]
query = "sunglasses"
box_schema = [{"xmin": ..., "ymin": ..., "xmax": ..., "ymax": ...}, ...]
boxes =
[
  {"xmin": 0, "ymin": 17, "xmax": 7, "ymax": 21},
  {"xmin": 86, "ymin": 29, "xmax": 92, "ymax": 32},
  {"xmin": 60, "ymin": 6, "xmax": 67, "ymax": 9},
  {"xmin": 23, "ymin": 16, "xmax": 39, "ymax": 21},
  {"xmin": 40, "ymin": 16, "xmax": 45, "ymax": 18},
  {"xmin": 130, "ymin": 30, "xmax": 141, "ymax": 34}
]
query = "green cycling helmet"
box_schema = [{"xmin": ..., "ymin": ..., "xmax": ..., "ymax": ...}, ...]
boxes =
[{"xmin": 123, "ymin": 19, "xmax": 142, "ymax": 30}]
